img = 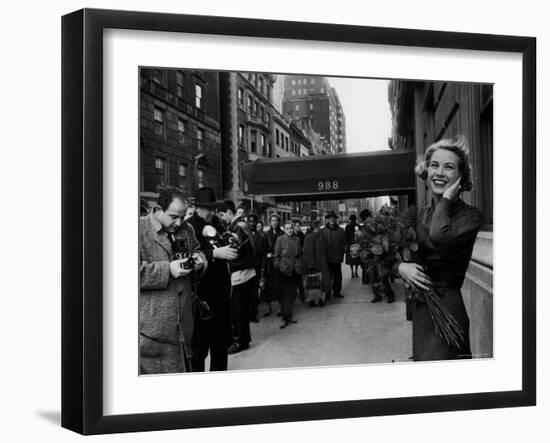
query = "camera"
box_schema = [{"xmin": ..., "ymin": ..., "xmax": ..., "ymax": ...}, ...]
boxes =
[
  {"xmin": 202, "ymin": 225, "xmax": 246, "ymax": 251},
  {"xmin": 173, "ymin": 239, "xmax": 196, "ymax": 270}
]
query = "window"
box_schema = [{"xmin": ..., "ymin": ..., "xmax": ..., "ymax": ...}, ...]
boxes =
[
  {"xmin": 250, "ymin": 130, "xmax": 257, "ymax": 153},
  {"xmin": 261, "ymin": 134, "xmax": 266, "ymax": 155},
  {"xmin": 177, "ymin": 119, "xmax": 186, "ymax": 143},
  {"xmin": 238, "ymin": 125, "xmax": 244, "ymax": 147},
  {"xmin": 295, "ymin": 104, "xmax": 299, "ymax": 111},
  {"xmin": 276, "ymin": 129, "xmax": 280, "ymax": 145},
  {"xmin": 291, "ymin": 89, "xmax": 296, "ymax": 96},
  {"xmin": 178, "ymin": 163, "xmax": 187, "ymax": 189},
  {"xmin": 196, "ymin": 168, "xmax": 205, "ymax": 188},
  {"xmin": 285, "ymin": 136, "xmax": 289, "ymax": 151},
  {"xmin": 298, "ymin": 79, "xmax": 302, "ymax": 85},
  {"xmin": 176, "ymin": 71, "xmax": 184, "ymax": 98},
  {"xmin": 153, "ymin": 69, "xmax": 164, "ymax": 85},
  {"xmin": 320, "ymin": 87, "xmax": 325, "ymax": 93},
  {"xmin": 260, "ymin": 106, "xmax": 264, "ymax": 122},
  {"xmin": 265, "ymin": 112, "xmax": 270, "ymax": 125},
  {"xmin": 254, "ymin": 101, "xmax": 258, "ymax": 117},
  {"xmin": 259, "ymin": 77, "xmax": 264, "ymax": 93},
  {"xmin": 247, "ymin": 96, "xmax": 252, "ymax": 114},
  {"xmin": 195, "ymin": 84, "xmax": 203, "ymax": 109},
  {"xmin": 196, "ymin": 128, "xmax": 203, "ymax": 150},
  {"xmin": 153, "ymin": 107, "xmax": 164, "ymax": 136},
  {"xmin": 238, "ymin": 88, "xmax": 244, "ymax": 108},
  {"xmin": 155, "ymin": 157, "xmax": 167, "ymax": 189},
  {"xmin": 311, "ymin": 78, "xmax": 315, "ymax": 84},
  {"xmin": 309, "ymin": 104, "xmax": 313, "ymax": 110},
  {"xmin": 291, "ymin": 80, "xmax": 296, "ymax": 85},
  {"xmin": 268, "ymin": 143, "xmax": 272, "ymax": 157}
]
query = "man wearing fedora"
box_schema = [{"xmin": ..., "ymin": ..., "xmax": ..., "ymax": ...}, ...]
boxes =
[
  {"xmin": 187, "ymin": 187, "xmax": 239, "ymax": 371},
  {"xmin": 320, "ymin": 210, "xmax": 346, "ymax": 299}
]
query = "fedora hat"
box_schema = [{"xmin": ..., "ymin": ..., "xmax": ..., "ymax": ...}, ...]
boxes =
[{"xmin": 193, "ymin": 187, "xmax": 218, "ymax": 208}]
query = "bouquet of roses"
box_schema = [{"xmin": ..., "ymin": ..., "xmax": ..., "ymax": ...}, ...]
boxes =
[{"xmin": 355, "ymin": 205, "xmax": 402, "ymax": 299}]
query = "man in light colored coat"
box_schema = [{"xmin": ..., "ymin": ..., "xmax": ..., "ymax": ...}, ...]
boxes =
[{"xmin": 139, "ymin": 188, "xmax": 206, "ymax": 374}]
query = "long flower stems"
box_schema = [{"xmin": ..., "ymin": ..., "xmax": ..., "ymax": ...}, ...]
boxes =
[{"xmin": 416, "ymin": 287, "xmax": 465, "ymax": 348}]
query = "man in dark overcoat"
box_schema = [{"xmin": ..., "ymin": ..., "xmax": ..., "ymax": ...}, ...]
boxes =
[
  {"xmin": 320, "ymin": 210, "xmax": 346, "ymax": 299},
  {"xmin": 247, "ymin": 213, "xmax": 267, "ymax": 322},
  {"xmin": 139, "ymin": 188, "xmax": 206, "ymax": 374},
  {"xmin": 262, "ymin": 214, "xmax": 284, "ymax": 313},
  {"xmin": 187, "ymin": 188, "xmax": 239, "ymax": 371}
]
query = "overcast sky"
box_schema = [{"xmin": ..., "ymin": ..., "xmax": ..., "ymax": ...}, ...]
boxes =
[{"xmin": 327, "ymin": 77, "xmax": 392, "ymax": 153}]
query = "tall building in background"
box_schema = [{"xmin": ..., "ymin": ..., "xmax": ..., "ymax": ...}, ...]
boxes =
[
  {"xmin": 139, "ymin": 68, "xmax": 222, "ymax": 203},
  {"xmin": 282, "ymin": 75, "xmax": 346, "ymax": 155},
  {"xmin": 334, "ymin": 89, "xmax": 346, "ymax": 154},
  {"xmin": 272, "ymin": 74, "xmax": 285, "ymax": 114}
]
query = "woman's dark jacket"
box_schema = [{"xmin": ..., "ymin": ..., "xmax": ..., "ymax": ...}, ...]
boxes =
[
  {"xmin": 405, "ymin": 198, "xmax": 483, "ymax": 288},
  {"xmin": 273, "ymin": 234, "xmax": 303, "ymax": 276}
]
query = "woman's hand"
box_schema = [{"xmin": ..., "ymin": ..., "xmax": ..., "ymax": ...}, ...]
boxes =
[
  {"xmin": 398, "ymin": 262, "xmax": 433, "ymax": 291},
  {"xmin": 443, "ymin": 176, "xmax": 462, "ymax": 201}
]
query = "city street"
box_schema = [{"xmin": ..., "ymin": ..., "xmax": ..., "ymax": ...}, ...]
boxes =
[{"xmin": 226, "ymin": 267, "xmax": 412, "ymax": 371}]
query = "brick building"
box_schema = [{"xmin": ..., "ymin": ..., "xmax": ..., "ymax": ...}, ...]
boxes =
[
  {"xmin": 282, "ymin": 75, "xmax": 346, "ymax": 155},
  {"xmin": 388, "ymin": 79, "xmax": 494, "ymax": 358},
  {"xmin": 219, "ymin": 71, "xmax": 288, "ymax": 222},
  {"xmin": 140, "ymin": 68, "xmax": 222, "ymax": 202}
]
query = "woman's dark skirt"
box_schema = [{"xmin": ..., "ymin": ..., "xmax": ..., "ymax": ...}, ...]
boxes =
[
  {"xmin": 412, "ymin": 287, "xmax": 471, "ymax": 361},
  {"xmin": 279, "ymin": 271, "xmax": 300, "ymax": 322}
]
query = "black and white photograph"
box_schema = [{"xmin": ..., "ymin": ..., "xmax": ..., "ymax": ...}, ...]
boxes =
[{"xmin": 138, "ymin": 68, "xmax": 493, "ymax": 375}]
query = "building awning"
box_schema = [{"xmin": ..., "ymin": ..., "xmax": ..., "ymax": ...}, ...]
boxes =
[{"xmin": 242, "ymin": 149, "xmax": 416, "ymax": 201}]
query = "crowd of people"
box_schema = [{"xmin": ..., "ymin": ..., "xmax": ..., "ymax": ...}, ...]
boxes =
[
  {"xmin": 138, "ymin": 186, "xmax": 362, "ymax": 374},
  {"xmin": 139, "ymin": 135, "xmax": 482, "ymax": 372}
]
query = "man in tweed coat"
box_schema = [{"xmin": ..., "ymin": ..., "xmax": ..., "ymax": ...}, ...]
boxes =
[{"xmin": 139, "ymin": 188, "xmax": 206, "ymax": 374}]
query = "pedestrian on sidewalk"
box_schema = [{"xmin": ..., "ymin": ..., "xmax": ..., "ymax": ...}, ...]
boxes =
[
  {"xmin": 302, "ymin": 220, "xmax": 331, "ymax": 307},
  {"xmin": 344, "ymin": 214, "xmax": 361, "ymax": 278},
  {"xmin": 320, "ymin": 210, "xmax": 346, "ymax": 299},
  {"xmin": 293, "ymin": 219, "xmax": 306, "ymax": 302},
  {"xmin": 273, "ymin": 221, "xmax": 302, "ymax": 328},
  {"xmin": 262, "ymin": 214, "xmax": 284, "ymax": 316},
  {"xmin": 247, "ymin": 213, "xmax": 267, "ymax": 323},
  {"xmin": 187, "ymin": 188, "xmax": 237, "ymax": 372},
  {"xmin": 218, "ymin": 200, "xmax": 257, "ymax": 355}
]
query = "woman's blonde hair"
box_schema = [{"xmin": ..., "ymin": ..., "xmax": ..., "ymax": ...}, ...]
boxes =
[{"xmin": 414, "ymin": 135, "xmax": 473, "ymax": 192}]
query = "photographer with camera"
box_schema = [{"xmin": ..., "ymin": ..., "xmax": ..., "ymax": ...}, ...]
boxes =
[
  {"xmin": 218, "ymin": 200, "xmax": 257, "ymax": 355},
  {"xmin": 186, "ymin": 188, "xmax": 238, "ymax": 372},
  {"xmin": 139, "ymin": 187, "xmax": 205, "ymax": 374}
]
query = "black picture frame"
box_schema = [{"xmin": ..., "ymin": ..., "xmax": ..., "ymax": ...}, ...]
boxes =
[{"xmin": 61, "ymin": 8, "xmax": 536, "ymax": 435}]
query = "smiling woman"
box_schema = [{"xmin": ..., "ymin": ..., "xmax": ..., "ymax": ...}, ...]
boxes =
[
  {"xmin": 398, "ymin": 136, "xmax": 483, "ymax": 361},
  {"xmin": 416, "ymin": 136, "xmax": 473, "ymax": 202}
]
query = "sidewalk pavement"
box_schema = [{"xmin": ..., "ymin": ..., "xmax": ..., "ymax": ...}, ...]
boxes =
[{"xmin": 226, "ymin": 266, "xmax": 412, "ymax": 371}]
